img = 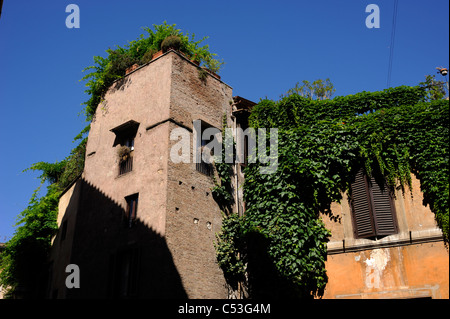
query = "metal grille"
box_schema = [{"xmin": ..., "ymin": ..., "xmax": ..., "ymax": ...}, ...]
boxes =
[
  {"xmin": 119, "ymin": 156, "xmax": 133, "ymax": 175},
  {"xmin": 196, "ymin": 161, "xmax": 213, "ymax": 176}
]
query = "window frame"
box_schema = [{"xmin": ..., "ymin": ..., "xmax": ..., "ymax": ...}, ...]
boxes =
[
  {"xmin": 111, "ymin": 120, "xmax": 139, "ymax": 176},
  {"xmin": 124, "ymin": 193, "xmax": 139, "ymax": 228},
  {"xmin": 194, "ymin": 120, "xmax": 216, "ymax": 177}
]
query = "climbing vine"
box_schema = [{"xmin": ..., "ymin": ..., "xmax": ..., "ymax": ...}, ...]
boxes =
[
  {"xmin": 0, "ymin": 138, "xmax": 86, "ymax": 298},
  {"xmin": 211, "ymin": 115, "xmax": 234, "ymax": 214},
  {"xmin": 214, "ymin": 84, "xmax": 449, "ymax": 298}
]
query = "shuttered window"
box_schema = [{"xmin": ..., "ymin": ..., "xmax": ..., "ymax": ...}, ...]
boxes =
[{"xmin": 350, "ymin": 170, "xmax": 397, "ymax": 238}]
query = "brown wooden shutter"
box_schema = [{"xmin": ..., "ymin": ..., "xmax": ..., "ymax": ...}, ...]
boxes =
[
  {"xmin": 368, "ymin": 176, "xmax": 397, "ymax": 236},
  {"xmin": 350, "ymin": 171, "xmax": 376, "ymax": 238}
]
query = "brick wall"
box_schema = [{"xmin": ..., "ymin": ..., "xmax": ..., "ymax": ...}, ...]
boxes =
[{"xmin": 50, "ymin": 51, "xmax": 233, "ymax": 298}]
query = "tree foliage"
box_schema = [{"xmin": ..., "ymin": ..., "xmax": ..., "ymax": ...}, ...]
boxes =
[
  {"xmin": 0, "ymin": 185, "xmax": 60, "ymax": 298},
  {"xmin": 215, "ymin": 83, "xmax": 449, "ymax": 299},
  {"xmin": 0, "ymin": 138, "xmax": 86, "ymax": 298},
  {"xmin": 283, "ymin": 78, "xmax": 336, "ymax": 100},
  {"xmin": 419, "ymin": 74, "xmax": 447, "ymax": 101}
]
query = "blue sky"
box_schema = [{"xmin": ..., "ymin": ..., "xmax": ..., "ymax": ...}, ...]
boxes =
[{"xmin": 0, "ymin": 0, "xmax": 448, "ymax": 241}]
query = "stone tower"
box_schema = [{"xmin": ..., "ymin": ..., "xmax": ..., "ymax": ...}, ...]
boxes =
[{"xmin": 48, "ymin": 50, "xmax": 241, "ymax": 298}]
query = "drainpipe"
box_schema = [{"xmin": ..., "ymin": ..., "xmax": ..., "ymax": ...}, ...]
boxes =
[
  {"xmin": 230, "ymin": 112, "xmax": 243, "ymax": 299},
  {"xmin": 231, "ymin": 113, "xmax": 240, "ymax": 217}
]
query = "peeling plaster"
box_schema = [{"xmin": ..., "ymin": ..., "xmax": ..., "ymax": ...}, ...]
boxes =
[{"xmin": 364, "ymin": 248, "xmax": 390, "ymax": 289}]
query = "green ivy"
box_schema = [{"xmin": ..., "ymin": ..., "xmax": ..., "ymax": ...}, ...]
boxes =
[
  {"xmin": 0, "ymin": 184, "xmax": 60, "ymax": 298},
  {"xmin": 215, "ymin": 84, "xmax": 449, "ymax": 298},
  {"xmin": 211, "ymin": 115, "xmax": 234, "ymax": 213},
  {"xmin": 0, "ymin": 139, "xmax": 86, "ymax": 298},
  {"xmin": 214, "ymin": 213, "xmax": 246, "ymax": 287}
]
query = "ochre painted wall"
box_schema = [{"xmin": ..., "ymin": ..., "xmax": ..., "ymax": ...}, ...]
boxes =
[{"xmin": 322, "ymin": 174, "xmax": 448, "ymax": 299}]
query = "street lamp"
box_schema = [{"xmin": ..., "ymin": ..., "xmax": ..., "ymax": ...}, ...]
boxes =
[
  {"xmin": 436, "ymin": 67, "xmax": 449, "ymax": 95},
  {"xmin": 436, "ymin": 67, "xmax": 448, "ymax": 76}
]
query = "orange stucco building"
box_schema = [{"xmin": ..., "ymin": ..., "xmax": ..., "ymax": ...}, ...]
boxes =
[{"xmin": 321, "ymin": 174, "xmax": 448, "ymax": 299}]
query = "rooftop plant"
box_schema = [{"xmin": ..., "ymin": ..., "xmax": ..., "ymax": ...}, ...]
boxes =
[
  {"xmin": 161, "ymin": 35, "xmax": 182, "ymax": 53},
  {"xmin": 81, "ymin": 22, "xmax": 224, "ymax": 122}
]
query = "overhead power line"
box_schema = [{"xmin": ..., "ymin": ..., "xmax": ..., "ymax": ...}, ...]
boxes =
[{"xmin": 387, "ymin": 0, "xmax": 399, "ymax": 88}]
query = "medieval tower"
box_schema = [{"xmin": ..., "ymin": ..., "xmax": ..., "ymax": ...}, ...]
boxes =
[{"xmin": 47, "ymin": 50, "xmax": 251, "ymax": 298}]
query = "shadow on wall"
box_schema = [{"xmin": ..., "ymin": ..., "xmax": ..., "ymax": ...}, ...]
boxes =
[
  {"xmin": 245, "ymin": 231, "xmax": 309, "ymax": 299},
  {"xmin": 49, "ymin": 177, "xmax": 187, "ymax": 299}
]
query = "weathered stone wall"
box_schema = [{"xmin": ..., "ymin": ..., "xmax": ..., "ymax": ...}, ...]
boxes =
[
  {"xmin": 165, "ymin": 53, "xmax": 233, "ymax": 298},
  {"xmin": 48, "ymin": 179, "xmax": 82, "ymax": 298},
  {"xmin": 51, "ymin": 51, "xmax": 232, "ymax": 298},
  {"xmin": 83, "ymin": 54, "xmax": 173, "ymax": 237}
]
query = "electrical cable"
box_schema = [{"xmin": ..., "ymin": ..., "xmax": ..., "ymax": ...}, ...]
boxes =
[{"xmin": 387, "ymin": 0, "xmax": 399, "ymax": 88}]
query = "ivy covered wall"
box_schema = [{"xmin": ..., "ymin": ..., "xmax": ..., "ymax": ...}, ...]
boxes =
[{"xmin": 215, "ymin": 86, "xmax": 449, "ymax": 298}]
